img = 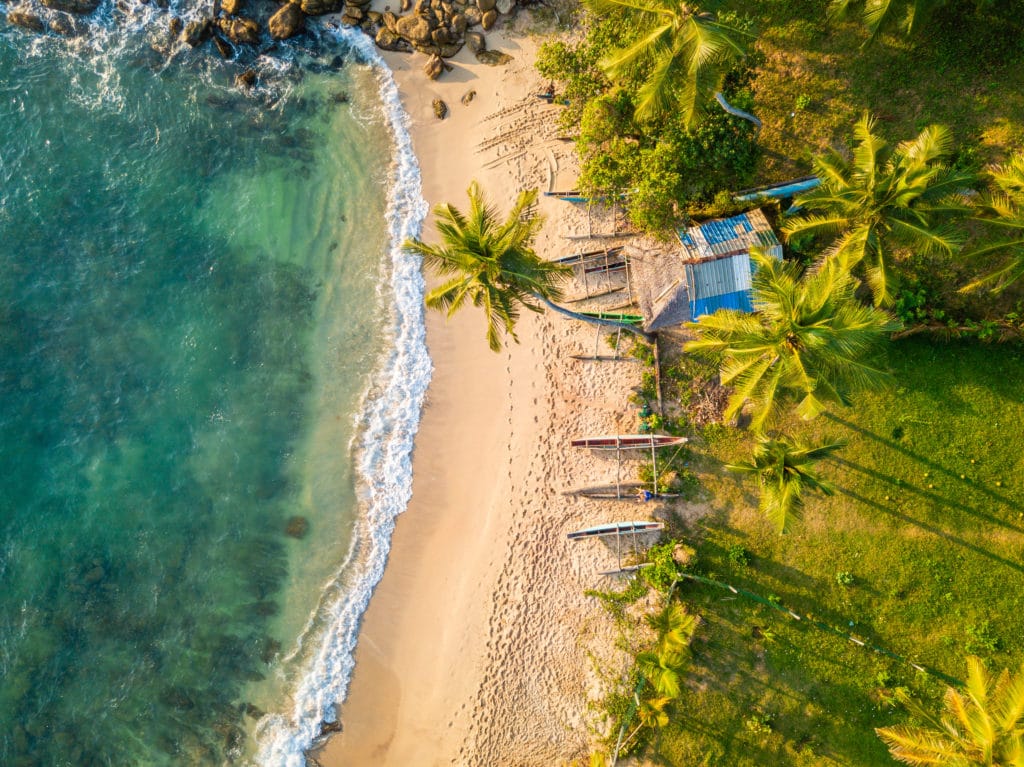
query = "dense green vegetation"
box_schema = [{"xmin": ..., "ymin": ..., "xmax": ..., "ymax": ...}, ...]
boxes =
[{"xmin": 530, "ymin": 2, "xmax": 1024, "ymax": 762}]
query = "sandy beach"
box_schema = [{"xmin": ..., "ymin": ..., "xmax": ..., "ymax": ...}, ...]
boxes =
[{"xmin": 315, "ymin": 21, "xmax": 657, "ymax": 766}]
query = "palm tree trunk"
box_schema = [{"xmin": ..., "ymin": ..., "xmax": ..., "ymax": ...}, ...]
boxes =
[
  {"xmin": 534, "ymin": 293, "xmax": 654, "ymax": 340},
  {"xmin": 714, "ymin": 92, "xmax": 761, "ymax": 129}
]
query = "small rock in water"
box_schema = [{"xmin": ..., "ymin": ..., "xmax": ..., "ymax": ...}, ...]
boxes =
[
  {"xmin": 235, "ymin": 69, "xmax": 257, "ymax": 89},
  {"xmin": 432, "ymin": 97, "xmax": 448, "ymax": 119},
  {"xmin": 244, "ymin": 702, "xmax": 265, "ymax": 719},
  {"xmin": 212, "ymin": 33, "xmax": 233, "ymax": 59},
  {"xmin": 461, "ymin": 88, "xmax": 476, "ymax": 105},
  {"xmin": 285, "ymin": 515, "xmax": 309, "ymax": 538},
  {"xmin": 330, "ymin": 91, "xmax": 349, "ymax": 104},
  {"xmin": 82, "ymin": 565, "xmax": 105, "ymax": 585}
]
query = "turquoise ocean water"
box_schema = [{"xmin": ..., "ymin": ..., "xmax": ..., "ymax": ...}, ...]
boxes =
[{"xmin": 0, "ymin": 14, "xmax": 428, "ymax": 766}]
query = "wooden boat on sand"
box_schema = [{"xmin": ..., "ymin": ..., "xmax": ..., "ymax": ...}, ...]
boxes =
[
  {"xmin": 567, "ymin": 520, "xmax": 664, "ymax": 541},
  {"xmin": 570, "ymin": 434, "xmax": 688, "ymax": 450}
]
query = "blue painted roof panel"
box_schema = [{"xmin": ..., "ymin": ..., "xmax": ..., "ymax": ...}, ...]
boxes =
[{"xmin": 691, "ymin": 288, "xmax": 754, "ymax": 319}]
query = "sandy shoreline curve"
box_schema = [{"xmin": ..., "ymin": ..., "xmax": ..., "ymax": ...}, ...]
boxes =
[{"xmin": 314, "ymin": 21, "xmax": 651, "ymax": 765}]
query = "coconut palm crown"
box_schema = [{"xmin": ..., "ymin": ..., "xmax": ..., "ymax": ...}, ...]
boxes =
[
  {"xmin": 404, "ymin": 182, "xmax": 570, "ymax": 352},
  {"xmin": 684, "ymin": 249, "xmax": 901, "ymax": 431},
  {"xmin": 962, "ymin": 150, "xmax": 1024, "ymax": 294},
  {"xmin": 877, "ymin": 656, "xmax": 1024, "ymax": 766},
  {"xmin": 581, "ymin": 0, "xmax": 752, "ymax": 126},
  {"xmin": 727, "ymin": 434, "xmax": 846, "ymax": 533},
  {"xmin": 783, "ymin": 113, "xmax": 974, "ymax": 307}
]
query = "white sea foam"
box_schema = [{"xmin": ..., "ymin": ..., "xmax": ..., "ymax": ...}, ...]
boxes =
[{"xmin": 252, "ymin": 27, "xmax": 431, "ymax": 767}]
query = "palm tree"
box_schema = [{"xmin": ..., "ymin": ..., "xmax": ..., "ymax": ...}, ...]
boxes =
[
  {"xmin": 684, "ymin": 250, "xmax": 901, "ymax": 431},
  {"xmin": 877, "ymin": 656, "xmax": 1024, "ymax": 766},
  {"xmin": 636, "ymin": 603, "xmax": 698, "ymax": 697},
  {"xmin": 829, "ymin": 0, "xmax": 947, "ymax": 44},
  {"xmin": 727, "ymin": 434, "xmax": 846, "ymax": 533},
  {"xmin": 962, "ymin": 151, "xmax": 1024, "ymax": 294},
  {"xmin": 782, "ymin": 113, "xmax": 974, "ymax": 307},
  {"xmin": 581, "ymin": 0, "xmax": 756, "ymax": 127},
  {"xmin": 404, "ymin": 182, "xmax": 647, "ymax": 352}
]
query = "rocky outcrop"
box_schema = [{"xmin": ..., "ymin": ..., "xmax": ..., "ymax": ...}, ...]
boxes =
[
  {"xmin": 217, "ymin": 16, "xmax": 259, "ymax": 44},
  {"xmin": 168, "ymin": 15, "xmax": 183, "ymax": 39},
  {"xmin": 39, "ymin": 0, "xmax": 99, "ymax": 14},
  {"xmin": 268, "ymin": 2, "xmax": 303, "ymax": 39},
  {"xmin": 6, "ymin": 6, "xmax": 44, "ymax": 31}
]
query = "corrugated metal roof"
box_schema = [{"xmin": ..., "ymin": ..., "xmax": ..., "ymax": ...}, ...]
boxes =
[
  {"xmin": 674, "ymin": 209, "xmax": 783, "ymax": 320},
  {"xmin": 691, "ymin": 288, "xmax": 755, "ymax": 317}
]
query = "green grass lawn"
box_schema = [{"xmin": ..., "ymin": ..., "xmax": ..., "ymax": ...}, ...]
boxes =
[
  {"xmin": 717, "ymin": 0, "xmax": 1024, "ymax": 181},
  {"xmin": 650, "ymin": 338, "xmax": 1024, "ymax": 765}
]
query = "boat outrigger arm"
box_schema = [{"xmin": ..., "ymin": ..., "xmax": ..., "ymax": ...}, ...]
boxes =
[{"xmin": 714, "ymin": 92, "xmax": 761, "ymax": 129}]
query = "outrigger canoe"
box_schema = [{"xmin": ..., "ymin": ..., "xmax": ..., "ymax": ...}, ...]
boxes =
[
  {"xmin": 570, "ymin": 434, "xmax": 688, "ymax": 450},
  {"xmin": 567, "ymin": 520, "xmax": 664, "ymax": 541}
]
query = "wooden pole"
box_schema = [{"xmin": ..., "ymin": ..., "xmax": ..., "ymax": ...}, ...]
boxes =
[
  {"xmin": 653, "ymin": 335, "xmax": 663, "ymax": 416},
  {"xmin": 651, "ymin": 441, "xmax": 658, "ymax": 495}
]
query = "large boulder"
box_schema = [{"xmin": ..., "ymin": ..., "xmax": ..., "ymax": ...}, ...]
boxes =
[
  {"xmin": 217, "ymin": 16, "xmax": 259, "ymax": 44},
  {"xmin": 168, "ymin": 15, "xmax": 183, "ymax": 37},
  {"xmin": 268, "ymin": 2, "xmax": 303, "ymax": 37},
  {"xmin": 5, "ymin": 6, "xmax": 44, "ymax": 31},
  {"xmin": 475, "ymin": 0, "xmax": 495, "ymax": 10},
  {"xmin": 221, "ymin": 0, "xmax": 243, "ymax": 14},
  {"xmin": 480, "ymin": 8, "xmax": 496, "ymax": 28},
  {"xmin": 432, "ymin": 98, "xmax": 447, "ymax": 119},
  {"xmin": 374, "ymin": 25, "xmax": 411, "ymax": 51},
  {"xmin": 429, "ymin": 26, "xmax": 449, "ymax": 45},
  {"xmin": 495, "ymin": 0, "xmax": 513, "ymax": 12},
  {"xmin": 182, "ymin": 18, "xmax": 213, "ymax": 46},
  {"xmin": 450, "ymin": 12, "xmax": 466, "ymax": 34},
  {"xmin": 39, "ymin": 0, "xmax": 99, "ymax": 12},
  {"xmin": 299, "ymin": 0, "xmax": 340, "ymax": 14},
  {"xmin": 381, "ymin": 9, "xmax": 398, "ymax": 30},
  {"xmin": 394, "ymin": 13, "xmax": 432, "ymax": 43},
  {"xmin": 423, "ymin": 53, "xmax": 444, "ymax": 79},
  {"xmin": 463, "ymin": 6, "xmax": 480, "ymax": 25},
  {"xmin": 464, "ymin": 29, "xmax": 484, "ymax": 52}
]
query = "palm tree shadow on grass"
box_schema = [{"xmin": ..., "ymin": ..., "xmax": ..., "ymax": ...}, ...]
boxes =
[
  {"xmin": 832, "ymin": 457, "xmax": 1024, "ymax": 534},
  {"xmin": 825, "ymin": 412, "xmax": 1024, "ymax": 514},
  {"xmin": 834, "ymin": 484, "xmax": 1024, "ymax": 575}
]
